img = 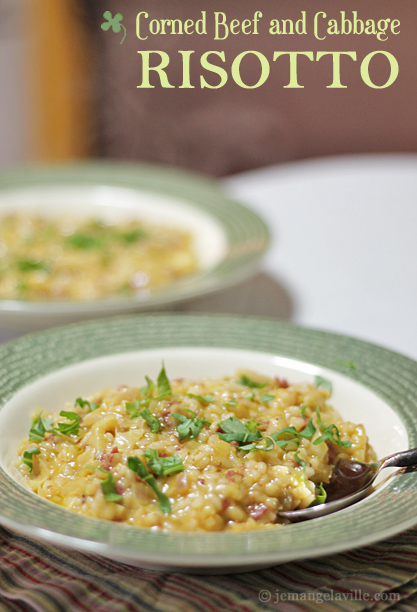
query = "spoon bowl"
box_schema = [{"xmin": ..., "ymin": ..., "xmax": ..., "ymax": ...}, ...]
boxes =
[{"xmin": 279, "ymin": 447, "xmax": 417, "ymax": 522}]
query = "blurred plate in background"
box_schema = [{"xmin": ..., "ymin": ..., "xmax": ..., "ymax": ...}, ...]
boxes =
[{"xmin": 0, "ymin": 162, "xmax": 269, "ymax": 334}]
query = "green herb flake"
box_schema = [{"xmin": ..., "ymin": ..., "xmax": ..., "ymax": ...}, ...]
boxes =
[
  {"xmin": 271, "ymin": 419, "xmax": 316, "ymax": 447},
  {"xmin": 225, "ymin": 400, "xmax": 238, "ymax": 407},
  {"xmin": 238, "ymin": 375, "xmax": 267, "ymax": 389},
  {"xmin": 16, "ymin": 259, "xmax": 49, "ymax": 273},
  {"xmin": 120, "ymin": 228, "xmax": 147, "ymax": 243},
  {"xmin": 239, "ymin": 436, "xmax": 275, "ymax": 452},
  {"xmin": 66, "ymin": 232, "xmax": 101, "ymax": 250},
  {"xmin": 75, "ymin": 397, "xmax": 98, "ymax": 412},
  {"xmin": 28, "ymin": 414, "xmax": 54, "ymax": 441},
  {"xmin": 157, "ymin": 363, "xmax": 172, "ymax": 396},
  {"xmin": 260, "ymin": 394, "xmax": 275, "ymax": 403},
  {"xmin": 294, "ymin": 451, "xmax": 307, "ymax": 481},
  {"xmin": 274, "ymin": 437, "xmax": 299, "ymax": 448},
  {"xmin": 140, "ymin": 376, "xmax": 155, "ymax": 398},
  {"xmin": 187, "ymin": 393, "xmax": 215, "ymax": 404},
  {"xmin": 126, "ymin": 390, "xmax": 169, "ymax": 418},
  {"xmin": 314, "ymin": 407, "xmax": 352, "ymax": 448},
  {"xmin": 173, "ymin": 411, "xmax": 211, "ymax": 440},
  {"xmin": 83, "ymin": 466, "xmax": 122, "ymax": 502},
  {"xmin": 315, "ymin": 375, "xmax": 333, "ymax": 393},
  {"xmin": 139, "ymin": 408, "xmax": 161, "ymax": 434},
  {"xmin": 143, "ymin": 449, "xmax": 185, "ymax": 477},
  {"xmin": 125, "ymin": 400, "xmax": 141, "ymax": 418},
  {"xmin": 300, "ymin": 405, "xmax": 307, "ymax": 417},
  {"xmin": 100, "ymin": 470, "xmax": 123, "ymax": 502},
  {"xmin": 22, "ymin": 447, "xmax": 40, "ymax": 472},
  {"xmin": 309, "ymin": 482, "xmax": 327, "ymax": 506},
  {"xmin": 217, "ymin": 416, "xmax": 262, "ymax": 445},
  {"xmin": 245, "ymin": 419, "xmax": 261, "ymax": 433},
  {"xmin": 56, "ymin": 411, "xmax": 81, "ymax": 436},
  {"xmin": 127, "ymin": 456, "xmax": 171, "ymax": 514},
  {"xmin": 245, "ymin": 392, "xmax": 256, "ymax": 400}
]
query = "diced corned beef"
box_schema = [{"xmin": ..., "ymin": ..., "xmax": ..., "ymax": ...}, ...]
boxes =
[
  {"xmin": 274, "ymin": 377, "xmax": 289, "ymax": 388},
  {"xmin": 221, "ymin": 498, "xmax": 231, "ymax": 511},
  {"xmin": 225, "ymin": 470, "xmax": 240, "ymax": 482},
  {"xmin": 101, "ymin": 447, "xmax": 119, "ymax": 469}
]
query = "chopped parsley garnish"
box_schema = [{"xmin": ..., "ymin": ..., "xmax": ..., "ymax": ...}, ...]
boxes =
[
  {"xmin": 245, "ymin": 392, "xmax": 256, "ymax": 400},
  {"xmin": 22, "ymin": 447, "xmax": 40, "ymax": 472},
  {"xmin": 294, "ymin": 451, "xmax": 307, "ymax": 481},
  {"xmin": 239, "ymin": 437, "xmax": 275, "ymax": 452},
  {"xmin": 157, "ymin": 363, "xmax": 172, "ymax": 396},
  {"xmin": 260, "ymin": 394, "xmax": 274, "ymax": 403},
  {"xmin": 310, "ymin": 482, "xmax": 327, "ymax": 506},
  {"xmin": 126, "ymin": 363, "xmax": 173, "ymax": 418},
  {"xmin": 28, "ymin": 414, "xmax": 54, "ymax": 441},
  {"xmin": 314, "ymin": 407, "xmax": 352, "ymax": 448},
  {"xmin": 66, "ymin": 232, "xmax": 101, "ymax": 249},
  {"xmin": 270, "ymin": 419, "xmax": 316, "ymax": 447},
  {"xmin": 225, "ymin": 399, "xmax": 238, "ymax": 407},
  {"xmin": 120, "ymin": 228, "xmax": 147, "ymax": 243},
  {"xmin": 125, "ymin": 400, "xmax": 143, "ymax": 418},
  {"xmin": 75, "ymin": 397, "xmax": 98, "ymax": 412},
  {"xmin": 217, "ymin": 416, "xmax": 262, "ymax": 445},
  {"xmin": 67, "ymin": 225, "xmax": 147, "ymax": 250},
  {"xmin": 300, "ymin": 405, "xmax": 307, "ymax": 417},
  {"xmin": 100, "ymin": 470, "xmax": 123, "ymax": 502},
  {"xmin": 245, "ymin": 419, "xmax": 261, "ymax": 432},
  {"xmin": 315, "ymin": 375, "xmax": 333, "ymax": 393},
  {"xmin": 218, "ymin": 417, "xmax": 275, "ymax": 453},
  {"xmin": 139, "ymin": 407, "xmax": 161, "ymax": 433},
  {"xmin": 140, "ymin": 375, "xmax": 155, "ymax": 397},
  {"xmin": 127, "ymin": 456, "xmax": 171, "ymax": 514},
  {"xmin": 187, "ymin": 393, "xmax": 215, "ymax": 404},
  {"xmin": 16, "ymin": 259, "xmax": 49, "ymax": 273},
  {"xmin": 238, "ymin": 375, "xmax": 267, "ymax": 389},
  {"xmin": 173, "ymin": 409, "xmax": 211, "ymax": 440},
  {"xmin": 55, "ymin": 411, "xmax": 82, "ymax": 436},
  {"xmin": 84, "ymin": 466, "xmax": 122, "ymax": 502},
  {"xmin": 143, "ymin": 449, "xmax": 185, "ymax": 477}
]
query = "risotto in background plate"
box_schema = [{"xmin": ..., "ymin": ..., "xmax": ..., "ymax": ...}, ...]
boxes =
[
  {"xmin": 0, "ymin": 214, "xmax": 197, "ymax": 301},
  {"xmin": 17, "ymin": 364, "xmax": 375, "ymax": 532}
]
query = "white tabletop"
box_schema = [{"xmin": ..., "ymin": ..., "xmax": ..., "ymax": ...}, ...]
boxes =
[
  {"xmin": 225, "ymin": 154, "xmax": 417, "ymax": 360},
  {"xmin": 183, "ymin": 154, "xmax": 417, "ymax": 360}
]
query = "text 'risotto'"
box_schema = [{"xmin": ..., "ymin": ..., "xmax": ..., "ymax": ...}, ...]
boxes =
[{"xmin": 17, "ymin": 366, "xmax": 375, "ymax": 531}]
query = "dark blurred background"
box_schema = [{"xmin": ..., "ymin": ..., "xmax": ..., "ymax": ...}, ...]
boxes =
[{"xmin": 1, "ymin": 0, "xmax": 416, "ymax": 175}]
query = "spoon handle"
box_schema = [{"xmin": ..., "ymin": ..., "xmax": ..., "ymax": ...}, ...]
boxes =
[{"xmin": 380, "ymin": 447, "xmax": 417, "ymax": 469}]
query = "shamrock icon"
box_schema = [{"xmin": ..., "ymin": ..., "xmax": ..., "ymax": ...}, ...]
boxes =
[{"xmin": 101, "ymin": 11, "xmax": 127, "ymax": 44}]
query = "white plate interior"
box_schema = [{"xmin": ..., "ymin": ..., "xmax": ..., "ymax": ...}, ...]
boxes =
[
  {"xmin": 0, "ymin": 185, "xmax": 228, "ymax": 271},
  {"xmin": 0, "ymin": 347, "xmax": 407, "ymax": 489}
]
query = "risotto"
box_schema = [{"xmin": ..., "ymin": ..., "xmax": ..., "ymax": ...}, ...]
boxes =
[
  {"xmin": 0, "ymin": 214, "xmax": 197, "ymax": 301},
  {"xmin": 16, "ymin": 366, "xmax": 376, "ymax": 532}
]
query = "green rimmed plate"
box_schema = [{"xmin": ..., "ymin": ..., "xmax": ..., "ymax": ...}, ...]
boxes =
[
  {"xmin": 0, "ymin": 313, "xmax": 416, "ymax": 573},
  {"xmin": 0, "ymin": 163, "xmax": 269, "ymax": 333}
]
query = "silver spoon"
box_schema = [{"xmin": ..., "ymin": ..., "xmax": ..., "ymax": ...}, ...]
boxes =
[{"xmin": 279, "ymin": 447, "xmax": 417, "ymax": 521}]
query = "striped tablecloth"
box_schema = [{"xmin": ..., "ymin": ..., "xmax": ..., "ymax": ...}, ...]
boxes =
[{"xmin": 0, "ymin": 525, "xmax": 416, "ymax": 612}]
